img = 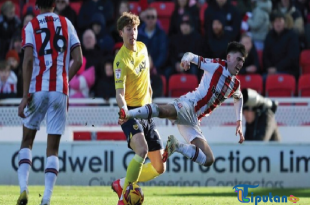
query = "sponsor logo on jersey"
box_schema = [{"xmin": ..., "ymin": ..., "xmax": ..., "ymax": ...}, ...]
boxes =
[
  {"xmin": 212, "ymin": 85, "xmax": 225, "ymax": 102},
  {"xmin": 115, "ymin": 69, "xmax": 121, "ymax": 79}
]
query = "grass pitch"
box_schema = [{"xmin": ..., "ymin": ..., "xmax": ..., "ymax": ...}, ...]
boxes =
[{"xmin": 1, "ymin": 186, "xmax": 309, "ymax": 205}]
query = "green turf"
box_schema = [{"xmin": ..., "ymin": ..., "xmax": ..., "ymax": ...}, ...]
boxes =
[{"xmin": 1, "ymin": 186, "xmax": 309, "ymax": 205}]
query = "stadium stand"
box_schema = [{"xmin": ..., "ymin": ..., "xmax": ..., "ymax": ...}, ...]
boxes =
[
  {"xmin": 238, "ymin": 74, "xmax": 263, "ymax": 94},
  {"xmin": 160, "ymin": 75, "xmax": 167, "ymax": 97},
  {"xmin": 298, "ymin": 74, "xmax": 310, "ymax": 97},
  {"xmin": 149, "ymin": 1, "xmax": 174, "ymax": 33},
  {"xmin": 69, "ymin": 1, "xmax": 82, "ymax": 15},
  {"xmin": 129, "ymin": 1, "xmax": 141, "ymax": 15},
  {"xmin": 168, "ymin": 73, "xmax": 198, "ymax": 97},
  {"xmin": 300, "ymin": 49, "xmax": 310, "ymax": 74},
  {"xmin": 265, "ymin": 74, "xmax": 296, "ymax": 97}
]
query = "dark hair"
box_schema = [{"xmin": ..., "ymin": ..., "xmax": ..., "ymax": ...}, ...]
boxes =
[
  {"xmin": 35, "ymin": 0, "xmax": 55, "ymax": 9},
  {"xmin": 0, "ymin": 61, "xmax": 9, "ymax": 71},
  {"xmin": 227, "ymin": 41, "xmax": 247, "ymax": 58},
  {"xmin": 270, "ymin": 11, "xmax": 286, "ymax": 22},
  {"xmin": 117, "ymin": 12, "xmax": 140, "ymax": 31}
]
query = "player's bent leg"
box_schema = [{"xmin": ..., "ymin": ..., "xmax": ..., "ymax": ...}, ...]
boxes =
[
  {"xmin": 41, "ymin": 134, "xmax": 61, "ymax": 205},
  {"xmin": 123, "ymin": 133, "xmax": 148, "ymax": 191},
  {"xmin": 121, "ymin": 104, "xmax": 177, "ymax": 120},
  {"xmin": 191, "ymin": 138, "xmax": 215, "ymax": 167},
  {"xmin": 138, "ymin": 149, "xmax": 166, "ymax": 183}
]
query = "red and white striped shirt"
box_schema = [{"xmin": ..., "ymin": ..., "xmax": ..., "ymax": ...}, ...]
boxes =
[
  {"xmin": 22, "ymin": 13, "xmax": 80, "ymax": 95},
  {"xmin": 185, "ymin": 57, "xmax": 242, "ymax": 120}
]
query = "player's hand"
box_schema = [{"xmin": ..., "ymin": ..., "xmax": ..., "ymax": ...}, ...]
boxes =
[
  {"xmin": 180, "ymin": 60, "xmax": 190, "ymax": 71},
  {"xmin": 236, "ymin": 120, "xmax": 244, "ymax": 144},
  {"xmin": 18, "ymin": 97, "xmax": 29, "ymax": 118},
  {"xmin": 118, "ymin": 118, "xmax": 128, "ymax": 125}
]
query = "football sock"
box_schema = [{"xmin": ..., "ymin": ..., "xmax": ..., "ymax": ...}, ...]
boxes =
[
  {"xmin": 128, "ymin": 103, "xmax": 159, "ymax": 119},
  {"xmin": 138, "ymin": 163, "xmax": 160, "ymax": 182},
  {"xmin": 123, "ymin": 155, "xmax": 145, "ymax": 193},
  {"xmin": 176, "ymin": 143, "xmax": 207, "ymax": 166},
  {"xmin": 42, "ymin": 155, "xmax": 59, "ymax": 202},
  {"xmin": 18, "ymin": 148, "xmax": 32, "ymax": 193}
]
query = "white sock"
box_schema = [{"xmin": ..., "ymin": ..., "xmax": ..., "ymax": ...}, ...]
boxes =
[
  {"xmin": 18, "ymin": 148, "xmax": 32, "ymax": 193},
  {"xmin": 119, "ymin": 178, "xmax": 125, "ymax": 188},
  {"xmin": 176, "ymin": 143, "xmax": 207, "ymax": 166},
  {"xmin": 128, "ymin": 103, "xmax": 159, "ymax": 119},
  {"xmin": 42, "ymin": 156, "xmax": 59, "ymax": 202}
]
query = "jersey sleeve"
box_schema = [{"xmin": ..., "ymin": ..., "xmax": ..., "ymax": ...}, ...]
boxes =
[
  {"xmin": 193, "ymin": 56, "xmax": 224, "ymax": 73},
  {"xmin": 21, "ymin": 23, "xmax": 34, "ymax": 49},
  {"xmin": 114, "ymin": 57, "xmax": 127, "ymax": 89},
  {"xmin": 67, "ymin": 19, "xmax": 80, "ymax": 51}
]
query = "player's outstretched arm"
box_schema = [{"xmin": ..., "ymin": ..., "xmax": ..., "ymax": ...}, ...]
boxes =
[
  {"xmin": 69, "ymin": 46, "xmax": 83, "ymax": 81},
  {"xmin": 18, "ymin": 47, "xmax": 34, "ymax": 118}
]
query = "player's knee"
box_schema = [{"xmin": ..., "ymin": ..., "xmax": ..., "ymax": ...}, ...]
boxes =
[
  {"xmin": 155, "ymin": 163, "xmax": 166, "ymax": 174},
  {"xmin": 135, "ymin": 148, "xmax": 148, "ymax": 159}
]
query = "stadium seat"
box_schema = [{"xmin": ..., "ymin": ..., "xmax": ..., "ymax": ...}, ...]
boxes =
[
  {"xmin": 300, "ymin": 49, "xmax": 310, "ymax": 74},
  {"xmin": 69, "ymin": 2, "xmax": 82, "ymax": 15},
  {"xmin": 265, "ymin": 74, "xmax": 296, "ymax": 97},
  {"xmin": 73, "ymin": 132, "xmax": 92, "ymax": 141},
  {"xmin": 149, "ymin": 2, "xmax": 175, "ymax": 33},
  {"xmin": 238, "ymin": 74, "xmax": 263, "ymax": 94},
  {"xmin": 298, "ymin": 74, "xmax": 310, "ymax": 97},
  {"xmin": 129, "ymin": 1, "xmax": 141, "ymax": 15},
  {"xmin": 160, "ymin": 75, "xmax": 167, "ymax": 96},
  {"xmin": 168, "ymin": 73, "xmax": 198, "ymax": 97}
]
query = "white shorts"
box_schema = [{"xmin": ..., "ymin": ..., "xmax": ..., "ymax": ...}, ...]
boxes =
[
  {"xmin": 170, "ymin": 96, "xmax": 206, "ymax": 143},
  {"xmin": 23, "ymin": 91, "xmax": 68, "ymax": 135}
]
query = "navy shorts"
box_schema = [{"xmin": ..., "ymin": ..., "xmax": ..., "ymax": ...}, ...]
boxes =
[{"xmin": 121, "ymin": 117, "xmax": 163, "ymax": 152}]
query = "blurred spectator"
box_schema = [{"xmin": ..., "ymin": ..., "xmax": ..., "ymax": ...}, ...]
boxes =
[
  {"xmin": 204, "ymin": 14, "xmax": 230, "ymax": 60},
  {"xmin": 149, "ymin": 55, "xmax": 163, "ymax": 98},
  {"xmin": 294, "ymin": 0, "xmax": 310, "ymax": 24},
  {"xmin": 239, "ymin": 34, "xmax": 260, "ymax": 74},
  {"xmin": 167, "ymin": 13, "xmax": 203, "ymax": 78},
  {"xmin": 5, "ymin": 49, "xmax": 22, "ymax": 97},
  {"xmin": 168, "ymin": 0, "xmax": 200, "ymax": 36},
  {"xmin": 274, "ymin": 0, "xmax": 304, "ymax": 36},
  {"xmin": 0, "ymin": 60, "xmax": 17, "ymax": 99},
  {"xmin": 110, "ymin": 0, "xmax": 130, "ymax": 43},
  {"xmin": 236, "ymin": 0, "xmax": 253, "ymax": 16},
  {"xmin": 69, "ymin": 57, "xmax": 95, "ymax": 98},
  {"xmin": 22, "ymin": 13, "xmax": 34, "ymax": 27},
  {"xmin": 113, "ymin": 42, "xmax": 123, "ymax": 56},
  {"xmin": 82, "ymin": 29, "xmax": 104, "ymax": 70},
  {"xmin": 242, "ymin": 88, "xmax": 281, "ymax": 141},
  {"xmin": 204, "ymin": 0, "xmax": 242, "ymax": 41},
  {"xmin": 90, "ymin": 13, "xmax": 114, "ymax": 54},
  {"xmin": 0, "ymin": 1, "xmax": 21, "ymax": 60},
  {"xmin": 78, "ymin": 0, "xmax": 114, "ymax": 32},
  {"xmin": 94, "ymin": 56, "xmax": 115, "ymax": 100},
  {"xmin": 54, "ymin": 0, "xmax": 78, "ymax": 28},
  {"xmin": 263, "ymin": 12, "xmax": 300, "ymax": 78},
  {"xmin": 247, "ymin": 0, "xmax": 272, "ymax": 50},
  {"xmin": 138, "ymin": 7, "xmax": 167, "ymax": 73}
]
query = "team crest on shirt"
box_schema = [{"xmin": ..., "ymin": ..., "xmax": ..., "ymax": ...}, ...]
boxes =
[
  {"xmin": 133, "ymin": 124, "xmax": 139, "ymax": 130},
  {"xmin": 115, "ymin": 69, "xmax": 121, "ymax": 79}
]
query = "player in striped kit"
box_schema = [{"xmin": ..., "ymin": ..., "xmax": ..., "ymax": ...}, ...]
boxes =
[
  {"xmin": 119, "ymin": 42, "xmax": 246, "ymax": 168},
  {"xmin": 16, "ymin": 0, "xmax": 82, "ymax": 205}
]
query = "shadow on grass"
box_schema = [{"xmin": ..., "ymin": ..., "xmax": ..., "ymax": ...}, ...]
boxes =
[{"xmin": 159, "ymin": 189, "xmax": 310, "ymax": 198}]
